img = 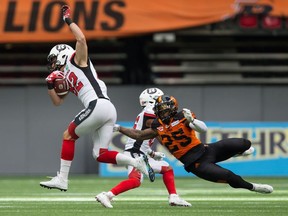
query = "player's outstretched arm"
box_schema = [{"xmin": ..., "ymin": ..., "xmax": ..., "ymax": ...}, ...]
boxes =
[
  {"xmin": 183, "ymin": 108, "xmax": 207, "ymax": 133},
  {"xmin": 61, "ymin": 5, "xmax": 88, "ymax": 67},
  {"xmin": 115, "ymin": 125, "xmax": 158, "ymax": 140}
]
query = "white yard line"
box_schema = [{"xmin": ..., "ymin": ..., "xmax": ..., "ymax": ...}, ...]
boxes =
[{"xmin": 0, "ymin": 197, "xmax": 287, "ymax": 202}]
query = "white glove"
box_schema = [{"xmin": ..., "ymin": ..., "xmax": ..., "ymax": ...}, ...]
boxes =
[
  {"xmin": 183, "ymin": 108, "xmax": 194, "ymax": 123},
  {"xmin": 147, "ymin": 149, "xmax": 166, "ymax": 160},
  {"xmin": 153, "ymin": 152, "xmax": 166, "ymax": 160},
  {"xmin": 113, "ymin": 124, "xmax": 120, "ymax": 132}
]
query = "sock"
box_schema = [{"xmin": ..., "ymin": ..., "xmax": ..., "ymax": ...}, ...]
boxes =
[
  {"xmin": 96, "ymin": 149, "xmax": 136, "ymax": 166},
  {"xmin": 110, "ymin": 178, "xmax": 141, "ymax": 196},
  {"xmin": 115, "ymin": 152, "xmax": 136, "ymax": 166},
  {"xmin": 59, "ymin": 139, "xmax": 75, "ymax": 180},
  {"xmin": 96, "ymin": 148, "xmax": 118, "ymax": 164},
  {"xmin": 61, "ymin": 139, "xmax": 75, "ymax": 160},
  {"xmin": 162, "ymin": 168, "xmax": 177, "ymax": 194},
  {"xmin": 59, "ymin": 159, "xmax": 71, "ymax": 180}
]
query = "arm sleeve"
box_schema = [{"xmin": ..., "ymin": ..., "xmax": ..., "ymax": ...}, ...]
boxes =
[{"xmin": 189, "ymin": 119, "xmax": 207, "ymax": 133}]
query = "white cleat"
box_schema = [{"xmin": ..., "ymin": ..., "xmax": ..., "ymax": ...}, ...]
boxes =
[
  {"xmin": 252, "ymin": 183, "xmax": 273, "ymax": 194},
  {"xmin": 234, "ymin": 147, "xmax": 255, "ymax": 157},
  {"xmin": 169, "ymin": 194, "xmax": 192, "ymax": 207},
  {"xmin": 96, "ymin": 192, "xmax": 113, "ymax": 208},
  {"xmin": 134, "ymin": 156, "xmax": 149, "ymax": 177},
  {"xmin": 40, "ymin": 172, "xmax": 68, "ymax": 191}
]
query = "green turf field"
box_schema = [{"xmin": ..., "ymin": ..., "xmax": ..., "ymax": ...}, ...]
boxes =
[{"xmin": 0, "ymin": 176, "xmax": 287, "ymax": 216}]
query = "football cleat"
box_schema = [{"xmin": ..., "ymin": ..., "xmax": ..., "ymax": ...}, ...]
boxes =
[
  {"xmin": 169, "ymin": 194, "xmax": 192, "ymax": 207},
  {"xmin": 96, "ymin": 192, "xmax": 113, "ymax": 208},
  {"xmin": 40, "ymin": 172, "xmax": 68, "ymax": 191},
  {"xmin": 234, "ymin": 147, "xmax": 255, "ymax": 157},
  {"xmin": 143, "ymin": 154, "xmax": 155, "ymax": 182},
  {"xmin": 251, "ymin": 183, "xmax": 273, "ymax": 194}
]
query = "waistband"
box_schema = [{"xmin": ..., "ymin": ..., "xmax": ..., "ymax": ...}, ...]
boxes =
[{"xmin": 179, "ymin": 143, "xmax": 205, "ymax": 167}]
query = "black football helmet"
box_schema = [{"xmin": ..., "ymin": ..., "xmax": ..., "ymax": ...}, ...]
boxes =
[{"xmin": 154, "ymin": 95, "xmax": 178, "ymax": 124}]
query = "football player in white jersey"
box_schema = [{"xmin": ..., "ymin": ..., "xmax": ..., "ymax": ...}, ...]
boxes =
[
  {"xmin": 40, "ymin": 5, "xmax": 150, "ymax": 192},
  {"xmin": 96, "ymin": 88, "xmax": 191, "ymax": 208}
]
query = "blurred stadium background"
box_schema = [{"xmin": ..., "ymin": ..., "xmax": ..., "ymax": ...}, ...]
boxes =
[{"xmin": 0, "ymin": 0, "xmax": 287, "ymax": 179}]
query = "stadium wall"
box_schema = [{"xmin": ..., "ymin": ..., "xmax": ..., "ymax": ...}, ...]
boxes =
[{"xmin": 0, "ymin": 85, "xmax": 287, "ymax": 176}]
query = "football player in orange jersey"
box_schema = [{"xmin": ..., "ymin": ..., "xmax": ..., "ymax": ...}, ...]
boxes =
[{"xmin": 114, "ymin": 95, "xmax": 273, "ymax": 195}]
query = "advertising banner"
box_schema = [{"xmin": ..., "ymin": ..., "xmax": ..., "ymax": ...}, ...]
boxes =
[
  {"xmin": 100, "ymin": 122, "xmax": 288, "ymax": 177},
  {"xmin": 1, "ymin": 0, "xmax": 288, "ymax": 43}
]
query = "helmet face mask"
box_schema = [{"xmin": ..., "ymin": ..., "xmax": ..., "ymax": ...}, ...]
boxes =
[
  {"xmin": 154, "ymin": 95, "xmax": 178, "ymax": 124},
  {"xmin": 47, "ymin": 54, "xmax": 61, "ymax": 72},
  {"xmin": 139, "ymin": 88, "xmax": 164, "ymax": 108},
  {"xmin": 47, "ymin": 44, "xmax": 74, "ymax": 72}
]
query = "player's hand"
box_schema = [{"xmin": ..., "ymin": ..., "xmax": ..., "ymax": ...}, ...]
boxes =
[
  {"xmin": 61, "ymin": 5, "xmax": 71, "ymax": 21},
  {"xmin": 46, "ymin": 71, "xmax": 64, "ymax": 83},
  {"xmin": 183, "ymin": 108, "xmax": 194, "ymax": 123},
  {"xmin": 147, "ymin": 149, "xmax": 166, "ymax": 160},
  {"xmin": 45, "ymin": 71, "xmax": 64, "ymax": 89},
  {"xmin": 113, "ymin": 124, "xmax": 120, "ymax": 132},
  {"xmin": 153, "ymin": 152, "xmax": 166, "ymax": 160}
]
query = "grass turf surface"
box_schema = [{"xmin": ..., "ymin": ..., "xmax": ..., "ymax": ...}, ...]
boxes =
[{"xmin": 0, "ymin": 176, "xmax": 287, "ymax": 216}]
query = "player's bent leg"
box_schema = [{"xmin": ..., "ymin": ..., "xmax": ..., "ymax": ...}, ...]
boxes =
[
  {"xmin": 96, "ymin": 169, "xmax": 141, "ymax": 208},
  {"xmin": 40, "ymin": 130, "xmax": 75, "ymax": 191},
  {"xmin": 188, "ymin": 161, "xmax": 254, "ymax": 191},
  {"xmin": 95, "ymin": 148, "xmax": 118, "ymax": 164},
  {"xmin": 110, "ymin": 170, "xmax": 142, "ymax": 196},
  {"xmin": 214, "ymin": 138, "xmax": 252, "ymax": 162}
]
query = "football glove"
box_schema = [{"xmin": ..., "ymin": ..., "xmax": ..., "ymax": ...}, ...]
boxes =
[
  {"xmin": 113, "ymin": 124, "xmax": 120, "ymax": 132},
  {"xmin": 147, "ymin": 149, "xmax": 166, "ymax": 160},
  {"xmin": 45, "ymin": 71, "xmax": 65, "ymax": 90},
  {"xmin": 61, "ymin": 5, "xmax": 71, "ymax": 21},
  {"xmin": 183, "ymin": 108, "xmax": 194, "ymax": 123}
]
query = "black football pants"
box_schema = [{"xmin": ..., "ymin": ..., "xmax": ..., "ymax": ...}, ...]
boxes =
[{"xmin": 186, "ymin": 138, "xmax": 254, "ymax": 190}]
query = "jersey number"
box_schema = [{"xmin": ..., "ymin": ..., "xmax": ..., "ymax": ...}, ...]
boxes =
[
  {"xmin": 161, "ymin": 128, "xmax": 191, "ymax": 153},
  {"xmin": 68, "ymin": 72, "xmax": 84, "ymax": 96}
]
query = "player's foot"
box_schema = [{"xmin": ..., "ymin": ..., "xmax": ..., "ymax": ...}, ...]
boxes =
[
  {"xmin": 143, "ymin": 154, "xmax": 155, "ymax": 182},
  {"xmin": 134, "ymin": 155, "xmax": 153, "ymax": 180},
  {"xmin": 40, "ymin": 172, "xmax": 68, "ymax": 191},
  {"xmin": 234, "ymin": 147, "xmax": 255, "ymax": 157},
  {"xmin": 96, "ymin": 192, "xmax": 113, "ymax": 208},
  {"xmin": 251, "ymin": 183, "xmax": 273, "ymax": 194},
  {"xmin": 169, "ymin": 194, "xmax": 192, "ymax": 207}
]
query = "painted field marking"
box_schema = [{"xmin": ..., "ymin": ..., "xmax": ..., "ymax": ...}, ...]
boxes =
[{"xmin": 0, "ymin": 197, "xmax": 287, "ymax": 202}]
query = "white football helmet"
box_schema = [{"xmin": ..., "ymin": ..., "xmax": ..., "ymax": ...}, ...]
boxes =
[
  {"xmin": 47, "ymin": 44, "xmax": 75, "ymax": 71},
  {"xmin": 139, "ymin": 88, "xmax": 164, "ymax": 107}
]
